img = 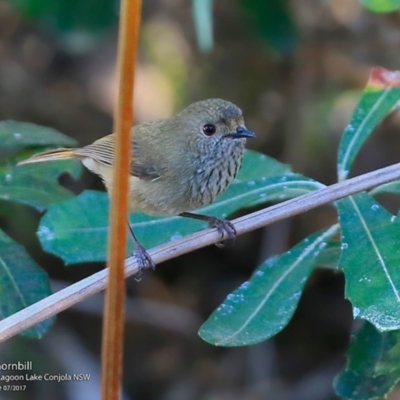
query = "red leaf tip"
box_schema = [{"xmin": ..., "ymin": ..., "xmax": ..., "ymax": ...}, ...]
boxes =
[{"xmin": 370, "ymin": 67, "xmax": 400, "ymax": 89}]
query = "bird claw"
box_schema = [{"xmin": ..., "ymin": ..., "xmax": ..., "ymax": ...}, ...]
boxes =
[
  {"xmin": 130, "ymin": 244, "xmax": 156, "ymax": 281},
  {"xmin": 207, "ymin": 217, "xmax": 236, "ymax": 248}
]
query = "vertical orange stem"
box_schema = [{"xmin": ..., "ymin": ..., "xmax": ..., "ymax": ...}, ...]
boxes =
[{"xmin": 101, "ymin": 0, "xmax": 141, "ymax": 399}]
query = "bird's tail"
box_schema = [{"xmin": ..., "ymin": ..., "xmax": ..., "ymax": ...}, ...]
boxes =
[{"xmin": 18, "ymin": 148, "xmax": 78, "ymax": 165}]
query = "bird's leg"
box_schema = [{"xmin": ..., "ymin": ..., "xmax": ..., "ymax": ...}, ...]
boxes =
[
  {"xmin": 179, "ymin": 212, "xmax": 236, "ymax": 247},
  {"xmin": 127, "ymin": 220, "xmax": 155, "ymax": 279}
]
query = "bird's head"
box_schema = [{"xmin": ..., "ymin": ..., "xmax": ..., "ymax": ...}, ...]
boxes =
[{"xmin": 176, "ymin": 99, "xmax": 255, "ymax": 149}]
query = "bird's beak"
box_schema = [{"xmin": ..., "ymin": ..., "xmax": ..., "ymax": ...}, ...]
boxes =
[{"xmin": 224, "ymin": 126, "xmax": 256, "ymax": 139}]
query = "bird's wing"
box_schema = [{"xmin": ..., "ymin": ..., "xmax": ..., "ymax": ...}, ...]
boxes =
[
  {"xmin": 75, "ymin": 133, "xmax": 162, "ymax": 181},
  {"xmin": 131, "ymin": 141, "xmax": 161, "ymax": 181}
]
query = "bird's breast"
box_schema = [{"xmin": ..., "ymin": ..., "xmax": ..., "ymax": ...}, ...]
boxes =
[{"xmin": 188, "ymin": 141, "xmax": 245, "ymax": 209}]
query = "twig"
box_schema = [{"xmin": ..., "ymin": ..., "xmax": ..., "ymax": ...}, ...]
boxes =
[
  {"xmin": 101, "ymin": 0, "xmax": 141, "ymax": 398},
  {"xmin": 1, "ymin": 162, "xmax": 400, "ymax": 341}
]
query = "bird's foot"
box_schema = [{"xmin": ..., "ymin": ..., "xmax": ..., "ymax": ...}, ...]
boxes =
[
  {"xmin": 130, "ymin": 244, "xmax": 156, "ymax": 281},
  {"xmin": 179, "ymin": 212, "xmax": 236, "ymax": 248},
  {"xmin": 206, "ymin": 217, "xmax": 236, "ymax": 248}
]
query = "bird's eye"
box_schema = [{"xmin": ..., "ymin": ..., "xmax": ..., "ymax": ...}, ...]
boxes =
[{"xmin": 202, "ymin": 124, "xmax": 216, "ymax": 136}]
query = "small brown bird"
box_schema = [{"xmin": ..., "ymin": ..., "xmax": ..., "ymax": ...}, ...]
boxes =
[{"xmin": 19, "ymin": 99, "xmax": 255, "ymax": 271}]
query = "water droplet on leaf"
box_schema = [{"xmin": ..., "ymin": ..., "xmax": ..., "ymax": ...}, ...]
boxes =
[{"xmin": 170, "ymin": 233, "xmax": 183, "ymax": 241}]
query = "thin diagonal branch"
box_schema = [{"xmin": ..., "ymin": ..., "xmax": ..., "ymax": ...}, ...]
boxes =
[{"xmin": 1, "ymin": 162, "xmax": 400, "ymax": 341}]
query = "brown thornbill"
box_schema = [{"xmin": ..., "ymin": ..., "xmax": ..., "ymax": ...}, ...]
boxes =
[{"xmin": 19, "ymin": 99, "xmax": 256, "ymax": 271}]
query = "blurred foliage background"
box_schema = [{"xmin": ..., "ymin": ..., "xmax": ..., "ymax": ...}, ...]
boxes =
[{"xmin": 2, "ymin": 0, "xmax": 400, "ymax": 399}]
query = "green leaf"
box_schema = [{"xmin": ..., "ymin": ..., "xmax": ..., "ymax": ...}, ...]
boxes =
[
  {"xmin": 217, "ymin": 174, "xmax": 324, "ymax": 213},
  {"xmin": 0, "ymin": 229, "xmax": 53, "ymax": 338},
  {"xmin": 235, "ymin": 150, "xmax": 292, "ymax": 181},
  {"xmin": 370, "ymin": 180, "xmax": 400, "ymax": 196},
  {"xmin": 337, "ymin": 67, "xmax": 400, "ymax": 181},
  {"xmin": 0, "ymin": 121, "xmax": 81, "ymax": 209},
  {"xmin": 0, "ymin": 121, "xmax": 77, "ymax": 148},
  {"xmin": 192, "ymin": 0, "xmax": 214, "ymax": 52},
  {"xmin": 199, "ymin": 226, "xmax": 339, "ymax": 346},
  {"xmin": 38, "ymin": 191, "xmax": 112, "ymax": 263},
  {"xmin": 314, "ymin": 240, "xmax": 341, "ymax": 270},
  {"xmin": 38, "ymin": 171, "xmax": 323, "ymax": 264},
  {"xmin": 0, "ymin": 153, "xmax": 82, "ymax": 211},
  {"xmin": 335, "ymin": 322, "xmax": 400, "ymax": 400},
  {"xmin": 360, "ymin": 0, "xmax": 400, "ymax": 13},
  {"xmin": 337, "ymin": 192, "xmax": 400, "ymax": 330}
]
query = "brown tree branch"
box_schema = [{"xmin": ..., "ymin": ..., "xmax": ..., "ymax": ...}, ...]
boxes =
[{"xmin": 1, "ymin": 162, "xmax": 400, "ymax": 341}]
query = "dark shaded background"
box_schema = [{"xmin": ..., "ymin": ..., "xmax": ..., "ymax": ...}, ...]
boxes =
[{"xmin": 1, "ymin": 0, "xmax": 400, "ymax": 399}]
